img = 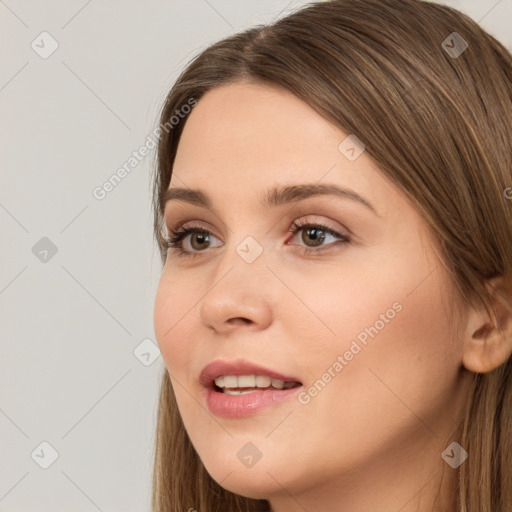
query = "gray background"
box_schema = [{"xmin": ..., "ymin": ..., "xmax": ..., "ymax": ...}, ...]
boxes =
[{"xmin": 1, "ymin": 1, "xmax": 511, "ymax": 510}]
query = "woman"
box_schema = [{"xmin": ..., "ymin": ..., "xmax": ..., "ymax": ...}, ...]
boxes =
[{"xmin": 151, "ymin": 0, "xmax": 512, "ymax": 510}]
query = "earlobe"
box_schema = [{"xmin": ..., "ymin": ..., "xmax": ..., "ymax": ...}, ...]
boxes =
[{"xmin": 462, "ymin": 277, "xmax": 512, "ymax": 374}]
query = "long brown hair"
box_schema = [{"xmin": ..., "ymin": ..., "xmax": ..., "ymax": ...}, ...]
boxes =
[{"xmin": 150, "ymin": 1, "xmax": 512, "ymax": 510}]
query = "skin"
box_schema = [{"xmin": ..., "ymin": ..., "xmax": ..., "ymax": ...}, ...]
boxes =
[{"xmin": 153, "ymin": 81, "xmax": 512, "ymax": 512}]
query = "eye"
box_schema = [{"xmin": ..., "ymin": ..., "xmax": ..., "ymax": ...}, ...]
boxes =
[
  {"xmin": 163, "ymin": 218, "xmax": 351, "ymax": 259},
  {"xmin": 163, "ymin": 222, "xmax": 221, "ymax": 259},
  {"xmin": 287, "ymin": 218, "xmax": 351, "ymax": 255}
]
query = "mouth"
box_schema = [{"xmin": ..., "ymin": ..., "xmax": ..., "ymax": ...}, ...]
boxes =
[
  {"xmin": 200, "ymin": 359, "xmax": 303, "ymax": 418},
  {"xmin": 212, "ymin": 374, "xmax": 302, "ymax": 395}
]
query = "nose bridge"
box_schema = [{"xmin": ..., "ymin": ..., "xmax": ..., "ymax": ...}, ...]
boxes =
[
  {"xmin": 213, "ymin": 208, "xmax": 271, "ymax": 273},
  {"xmin": 198, "ymin": 230, "xmax": 274, "ymax": 331},
  {"xmin": 213, "ymin": 229, "xmax": 271, "ymax": 296}
]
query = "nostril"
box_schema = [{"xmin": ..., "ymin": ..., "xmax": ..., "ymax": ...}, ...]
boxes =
[{"xmin": 227, "ymin": 317, "xmax": 252, "ymax": 326}]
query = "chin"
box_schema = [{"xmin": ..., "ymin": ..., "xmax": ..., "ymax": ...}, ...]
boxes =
[
  {"xmin": 200, "ymin": 454, "xmax": 284, "ymax": 499},
  {"xmin": 210, "ymin": 471, "xmax": 276, "ymax": 500}
]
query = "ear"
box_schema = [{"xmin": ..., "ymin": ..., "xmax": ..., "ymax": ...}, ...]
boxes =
[{"xmin": 462, "ymin": 276, "xmax": 512, "ymax": 374}]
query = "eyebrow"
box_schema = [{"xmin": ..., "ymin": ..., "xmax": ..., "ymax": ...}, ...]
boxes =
[{"xmin": 160, "ymin": 183, "xmax": 379, "ymax": 216}]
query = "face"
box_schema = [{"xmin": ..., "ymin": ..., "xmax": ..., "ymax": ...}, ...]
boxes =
[{"xmin": 153, "ymin": 81, "xmax": 472, "ymax": 506}]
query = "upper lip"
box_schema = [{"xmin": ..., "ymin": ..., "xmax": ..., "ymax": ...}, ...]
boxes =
[{"xmin": 199, "ymin": 359, "xmax": 302, "ymax": 388}]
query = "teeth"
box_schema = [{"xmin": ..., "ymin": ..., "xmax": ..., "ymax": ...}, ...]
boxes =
[
  {"xmin": 223, "ymin": 376, "xmax": 238, "ymax": 388},
  {"xmin": 271, "ymin": 378, "xmax": 284, "ymax": 390},
  {"xmin": 213, "ymin": 374, "xmax": 299, "ymax": 391},
  {"xmin": 256, "ymin": 375, "xmax": 271, "ymax": 387},
  {"xmin": 238, "ymin": 375, "xmax": 256, "ymax": 387},
  {"xmin": 223, "ymin": 389, "xmax": 259, "ymax": 396}
]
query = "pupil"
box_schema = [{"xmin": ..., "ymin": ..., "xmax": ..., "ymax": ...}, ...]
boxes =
[
  {"xmin": 192, "ymin": 233, "xmax": 208, "ymax": 249},
  {"xmin": 304, "ymin": 227, "xmax": 325, "ymax": 246}
]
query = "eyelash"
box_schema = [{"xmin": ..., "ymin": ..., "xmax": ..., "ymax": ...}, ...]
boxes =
[{"xmin": 163, "ymin": 219, "xmax": 351, "ymax": 260}]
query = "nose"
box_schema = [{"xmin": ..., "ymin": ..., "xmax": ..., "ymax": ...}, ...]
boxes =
[{"xmin": 198, "ymin": 248, "xmax": 274, "ymax": 335}]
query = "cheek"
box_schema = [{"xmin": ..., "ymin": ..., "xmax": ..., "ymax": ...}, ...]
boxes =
[
  {"xmin": 312, "ymin": 271, "xmax": 458, "ymax": 426},
  {"xmin": 154, "ymin": 271, "xmax": 198, "ymax": 375},
  {"xmin": 293, "ymin": 231, "xmax": 455, "ymax": 365},
  {"xmin": 293, "ymin": 244, "xmax": 460, "ymax": 422},
  {"xmin": 272, "ymin": 270, "xmax": 461, "ymax": 486}
]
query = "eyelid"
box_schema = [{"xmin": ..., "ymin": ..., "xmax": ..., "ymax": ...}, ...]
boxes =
[
  {"xmin": 166, "ymin": 214, "xmax": 348, "ymax": 237},
  {"xmin": 164, "ymin": 211, "xmax": 228, "ymax": 235},
  {"xmin": 165, "ymin": 215, "xmax": 351, "ymax": 260}
]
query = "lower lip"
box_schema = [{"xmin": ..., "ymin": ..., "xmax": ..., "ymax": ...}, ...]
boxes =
[{"xmin": 204, "ymin": 385, "xmax": 302, "ymax": 418}]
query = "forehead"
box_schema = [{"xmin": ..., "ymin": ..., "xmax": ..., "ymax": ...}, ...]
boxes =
[
  {"xmin": 169, "ymin": 82, "xmax": 415, "ymax": 228},
  {"xmin": 173, "ymin": 82, "xmax": 372, "ymax": 190},
  {"xmin": 177, "ymin": 82, "xmax": 342, "ymax": 158}
]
